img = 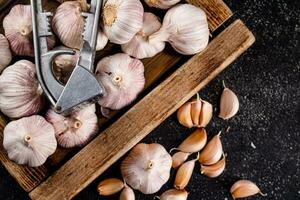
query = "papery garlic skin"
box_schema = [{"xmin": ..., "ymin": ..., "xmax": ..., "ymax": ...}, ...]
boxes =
[
  {"xmin": 121, "ymin": 143, "xmax": 172, "ymax": 194},
  {"xmin": 144, "ymin": 0, "xmax": 181, "ymax": 9},
  {"xmin": 96, "ymin": 53, "xmax": 145, "ymax": 110},
  {"xmin": 46, "ymin": 104, "xmax": 98, "ymax": 148},
  {"xmin": 103, "ymin": 0, "xmax": 144, "ymax": 44},
  {"xmin": 97, "ymin": 178, "xmax": 125, "ymax": 196},
  {"xmin": 3, "ymin": 115, "xmax": 57, "ymax": 167},
  {"xmin": 160, "ymin": 189, "xmax": 188, "ymax": 200},
  {"xmin": 149, "ymin": 4, "xmax": 209, "ymax": 55},
  {"xmin": 0, "ymin": 60, "xmax": 44, "ymax": 118},
  {"xmin": 0, "ymin": 34, "xmax": 12, "ymax": 72},
  {"xmin": 219, "ymin": 83, "xmax": 239, "ymax": 120},
  {"xmin": 121, "ymin": 12, "xmax": 165, "ymax": 59},
  {"xmin": 3, "ymin": 4, "xmax": 55, "ymax": 56}
]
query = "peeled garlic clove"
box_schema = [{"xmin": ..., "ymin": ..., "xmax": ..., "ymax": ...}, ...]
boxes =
[
  {"xmin": 199, "ymin": 100, "xmax": 213, "ymax": 127},
  {"xmin": 199, "ymin": 132, "xmax": 223, "ymax": 165},
  {"xmin": 159, "ymin": 189, "xmax": 188, "ymax": 200},
  {"xmin": 219, "ymin": 82, "xmax": 239, "ymax": 120},
  {"xmin": 121, "ymin": 143, "xmax": 172, "ymax": 194},
  {"xmin": 96, "ymin": 29, "xmax": 109, "ymax": 51},
  {"xmin": 96, "ymin": 53, "xmax": 145, "ymax": 110},
  {"xmin": 0, "ymin": 34, "xmax": 12, "ymax": 72},
  {"xmin": 102, "ymin": 0, "xmax": 144, "ymax": 44},
  {"xmin": 0, "ymin": 60, "xmax": 44, "ymax": 118},
  {"xmin": 149, "ymin": 4, "xmax": 209, "ymax": 55},
  {"xmin": 121, "ymin": 12, "xmax": 165, "ymax": 59},
  {"xmin": 178, "ymin": 128, "xmax": 207, "ymax": 153},
  {"xmin": 172, "ymin": 151, "xmax": 190, "ymax": 169},
  {"xmin": 230, "ymin": 180, "xmax": 266, "ymax": 199},
  {"xmin": 201, "ymin": 154, "xmax": 225, "ymax": 178},
  {"xmin": 177, "ymin": 102, "xmax": 193, "ymax": 128},
  {"xmin": 3, "ymin": 115, "xmax": 57, "ymax": 167},
  {"xmin": 46, "ymin": 104, "xmax": 98, "ymax": 148},
  {"xmin": 120, "ymin": 186, "xmax": 135, "ymax": 200},
  {"xmin": 97, "ymin": 178, "xmax": 124, "ymax": 196},
  {"xmin": 3, "ymin": 4, "xmax": 55, "ymax": 56},
  {"xmin": 144, "ymin": 0, "xmax": 181, "ymax": 9}
]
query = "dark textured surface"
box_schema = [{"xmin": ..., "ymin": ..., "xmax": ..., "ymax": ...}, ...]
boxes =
[{"xmin": 1, "ymin": 0, "xmax": 300, "ymax": 199}]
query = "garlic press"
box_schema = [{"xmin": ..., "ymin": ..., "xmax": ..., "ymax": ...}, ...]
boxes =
[{"xmin": 31, "ymin": 0, "xmax": 105, "ymax": 113}]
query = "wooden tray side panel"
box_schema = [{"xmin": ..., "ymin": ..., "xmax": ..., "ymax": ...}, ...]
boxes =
[{"xmin": 30, "ymin": 20, "xmax": 255, "ymax": 200}]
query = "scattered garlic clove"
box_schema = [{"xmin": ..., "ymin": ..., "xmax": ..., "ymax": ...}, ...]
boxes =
[
  {"xmin": 120, "ymin": 186, "xmax": 135, "ymax": 200},
  {"xmin": 199, "ymin": 100, "xmax": 213, "ymax": 127},
  {"xmin": 230, "ymin": 180, "xmax": 266, "ymax": 199},
  {"xmin": 0, "ymin": 60, "xmax": 44, "ymax": 118},
  {"xmin": 172, "ymin": 151, "xmax": 190, "ymax": 169},
  {"xmin": 219, "ymin": 81, "xmax": 239, "ymax": 120},
  {"xmin": 201, "ymin": 154, "xmax": 226, "ymax": 178},
  {"xmin": 199, "ymin": 132, "xmax": 223, "ymax": 165},
  {"xmin": 3, "ymin": 115, "xmax": 57, "ymax": 167},
  {"xmin": 3, "ymin": 4, "xmax": 55, "ymax": 56},
  {"xmin": 96, "ymin": 29, "xmax": 109, "ymax": 51},
  {"xmin": 46, "ymin": 104, "xmax": 98, "ymax": 148},
  {"xmin": 149, "ymin": 4, "xmax": 209, "ymax": 55},
  {"xmin": 159, "ymin": 189, "xmax": 188, "ymax": 200},
  {"xmin": 0, "ymin": 34, "xmax": 12, "ymax": 72},
  {"xmin": 102, "ymin": 0, "xmax": 144, "ymax": 44},
  {"xmin": 144, "ymin": 0, "xmax": 181, "ymax": 9},
  {"xmin": 177, "ymin": 102, "xmax": 194, "ymax": 128},
  {"xmin": 97, "ymin": 178, "xmax": 124, "ymax": 196},
  {"xmin": 121, "ymin": 143, "xmax": 172, "ymax": 194},
  {"xmin": 121, "ymin": 12, "xmax": 165, "ymax": 59},
  {"xmin": 177, "ymin": 128, "xmax": 207, "ymax": 153},
  {"xmin": 96, "ymin": 53, "xmax": 145, "ymax": 110}
]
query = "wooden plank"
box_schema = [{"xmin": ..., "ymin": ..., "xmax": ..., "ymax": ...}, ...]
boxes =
[{"xmin": 29, "ymin": 20, "xmax": 255, "ymax": 200}]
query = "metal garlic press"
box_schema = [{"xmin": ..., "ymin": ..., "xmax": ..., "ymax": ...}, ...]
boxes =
[{"xmin": 31, "ymin": 0, "xmax": 105, "ymax": 113}]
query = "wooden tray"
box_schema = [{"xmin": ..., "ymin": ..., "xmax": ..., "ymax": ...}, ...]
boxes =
[{"xmin": 0, "ymin": 0, "xmax": 255, "ymax": 199}]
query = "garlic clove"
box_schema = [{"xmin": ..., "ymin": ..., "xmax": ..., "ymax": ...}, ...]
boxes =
[
  {"xmin": 120, "ymin": 186, "xmax": 135, "ymax": 200},
  {"xmin": 177, "ymin": 102, "xmax": 193, "ymax": 128},
  {"xmin": 159, "ymin": 189, "xmax": 188, "ymax": 200},
  {"xmin": 177, "ymin": 128, "xmax": 207, "ymax": 153},
  {"xmin": 3, "ymin": 115, "xmax": 57, "ymax": 167},
  {"xmin": 96, "ymin": 29, "xmax": 109, "ymax": 51},
  {"xmin": 0, "ymin": 60, "xmax": 44, "ymax": 118},
  {"xmin": 97, "ymin": 178, "xmax": 124, "ymax": 196},
  {"xmin": 144, "ymin": 0, "xmax": 181, "ymax": 9},
  {"xmin": 198, "ymin": 100, "xmax": 213, "ymax": 127},
  {"xmin": 0, "ymin": 34, "xmax": 12, "ymax": 72},
  {"xmin": 96, "ymin": 53, "xmax": 145, "ymax": 110},
  {"xmin": 199, "ymin": 132, "xmax": 223, "ymax": 165},
  {"xmin": 190, "ymin": 98, "xmax": 202, "ymax": 126},
  {"xmin": 230, "ymin": 180, "xmax": 266, "ymax": 199},
  {"xmin": 172, "ymin": 151, "xmax": 190, "ymax": 169},
  {"xmin": 219, "ymin": 81, "xmax": 239, "ymax": 120},
  {"xmin": 201, "ymin": 154, "xmax": 225, "ymax": 178},
  {"xmin": 121, "ymin": 143, "xmax": 172, "ymax": 194},
  {"xmin": 102, "ymin": 0, "xmax": 144, "ymax": 44}
]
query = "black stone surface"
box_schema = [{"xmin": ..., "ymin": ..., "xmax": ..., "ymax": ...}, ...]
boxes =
[{"xmin": 0, "ymin": 0, "xmax": 299, "ymax": 199}]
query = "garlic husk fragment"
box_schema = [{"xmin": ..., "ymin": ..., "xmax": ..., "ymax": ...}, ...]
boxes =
[
  {"xmin": 3, "ymin": 115, "xmax": 57, "ymax": 167},
  {"xmin": 3, "ymin": 4, "xmax": 55, "ymax": 56},
  {"xmin": 0, "ymin": 34, "xmax": 12, "ymax": 72},
  {"xmin": 96, "ymin": 29, "xmax": 109, "ymax": 51},
  {"xmin": 177, "ymin": 128, "xmax": 207, "ymax": 153},
  {"xmin": 149, "ymin": 4, "xmax": 209, "ymax": 55},
  {"xmin": 120, "ymin": 186, "xmax": 135, "ymax": 200},
  {"xmin": 121, "ymin": 143, "xmax": 172, "ymax": 194},
  {"xmin": 97, "ymin": 178, "xmax": 124, "ymax": 196},
  {"xmin": 0, "ymin": 60, "xmax": 44, "ymax": 118},
  {"xmin": 96, "ymin": 53, "xmax": 145, "ymax": 110},
  {"xmin": 199, "ymin": 132, "xmax": 223, "ymax": 165},
  {"xmin": 230, "ymin": 180, "xmax": 266, "ymax": 199},
  {"xmin": 144, "ymin": 0, "xmax": 181, "ymax": 9},
  {"xmin": 219, "ymin": 81, "xmax": 239, "ymax": 120},
  {"xmin": 201, "ymin": 154, "xmax": 225, "ymax": 178},
  {"xmin": 46, "ymin": 104, "xmax": 98, "ymax": 148},
  {"xmin": 121, "ymin": 12, "xmax": 165, "ymax": 59},
  {"xmin": 159, "ymin": 189, "xmax": 188, "ymax": 200},
  {"xmin": 172, "ymin": 151, "xmax": 190, "ymax": 169},
  {"xmin": 102, "ymin": 0, "xmax": 144, "ymax": 44}
]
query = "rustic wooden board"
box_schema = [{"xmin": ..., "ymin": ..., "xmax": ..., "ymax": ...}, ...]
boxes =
[
  {"xmin": 0, "ymin": 0, "xmax": 233, "ymax": 194},
  {"xmin": 29, "ymin": 20, "xmax": 255, "ymax": 200}
]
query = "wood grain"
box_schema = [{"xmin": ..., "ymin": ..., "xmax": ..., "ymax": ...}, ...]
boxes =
[{"xmin": 29, "ymin": 20, "xmax": 255, "ymax": 200}]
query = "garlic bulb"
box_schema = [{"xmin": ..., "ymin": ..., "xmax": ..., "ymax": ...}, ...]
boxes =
[
  {"xmin": 121, "ymin": 12, "xmax": 165, "ymax": 59},
  {"xmin": 3, "ymin": 115, "xmax": 57, "ymax": 167},
  {"xmin": 3, "ymin": 4, "xmax": 55, "ymax": 56},
  {"xmin": 96, "ymin": 53, "xmax": 145, "ymax": 110},
  {"xmin": 97, "ymin": 178, "xmax": 125, "ymax": 196},
  {"xmin": 121, "ymin": 143, "xmax": 172, "ymax": 194},
  {"xmin": 96, "ymin": 29, "xmax": 109, "ymax": 51},
  {"xmin": 149, "ymin": 4, "xmax": 209, "ymax": 55},
  {"xmin": 0, "ymin": 60, "xmax": 44, "ymax": 118},
  {"xmin": 46, "ymin": 104, "xmax": 98, "ymax": 148},
  {"xmin": 102, "ymin": 0, "xmax": 144, "ymax": 44},
  {"xmin": 230, "ymin": 180, "xmax": 267, "ymax": 199},
  {"xmin": 144, "ymin": 0, "xmax": 181, "ymax": 9},
  {"xmin": 0, "ymin": 34, "xmax": 12, "ymax": 72},
  {"xmin": 219, "ymin": 81, "xmax": 239, "ymax": 120},
  {"xmin": 159, "ymin": 189, "xmax": 188, "ymax": 200}
]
